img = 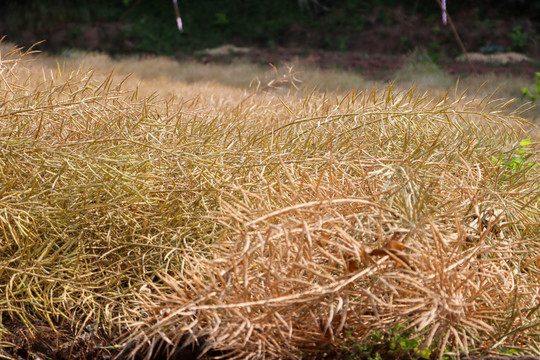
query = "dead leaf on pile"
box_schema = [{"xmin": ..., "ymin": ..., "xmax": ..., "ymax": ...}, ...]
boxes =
[
  {"xmin": 468, "ymin": 207, "xmax": 505, "ymax": 238},
  {"xmin": 346, "ymin": 234, "xmax": 412, "ymax": 272}
]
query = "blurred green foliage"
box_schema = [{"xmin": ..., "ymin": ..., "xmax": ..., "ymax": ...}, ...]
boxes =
[
  {"xmin": 492, "ymin": 138, "xmax": 537, "ymax": 182},
  {"xmin": 522, "ymin": 72, "xmax": 540, "ymax": 102},
  {"xmin": 510, "ymin": 25, "xmax": 528, "ymax": 51}
]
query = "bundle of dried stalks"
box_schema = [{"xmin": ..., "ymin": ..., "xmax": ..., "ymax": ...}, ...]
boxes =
[
  {"xmin": 0, "ymin": 42, "xmax": 234, "ymax": 344},
  {"xmin": 122, "ymin": 90, "xmax": 539, "ymax": 358},
  {"xmin": 0, "ymin": 41, "xmax": 538, "ymax": 360}
]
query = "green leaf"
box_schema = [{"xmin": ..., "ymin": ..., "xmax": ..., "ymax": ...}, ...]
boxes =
[
  {"xmin": 520, "ymin": 138, "xmax": 531, "ymax": 147},
  {"xmin": 420, "ymin": 348, "xmax": 431, "ymax": 359}
]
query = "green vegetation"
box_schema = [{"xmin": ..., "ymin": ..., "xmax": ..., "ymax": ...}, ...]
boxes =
[
  {"xmin": 492, "ymin": 138, "xmax": 537, "ymax": 176},
  {"xmin": 522, "ymin": 72, "xmax": 540, "ymax": 102},
  {"xmin": 339, "ymin": 324, "xmax": 440, "ymax": 360},
  {"xmin": 510, "ymin": 25, "xmax": 528, "ymax": 52}
]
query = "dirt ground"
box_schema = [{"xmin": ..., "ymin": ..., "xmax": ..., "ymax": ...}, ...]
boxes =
[
  {"xmin": 2, "ymin": 319, "xmax": 115, "ymax": 360},
  {"xmin": 187, "ymin": 46, "xmax": 539, "ymax": 80}
]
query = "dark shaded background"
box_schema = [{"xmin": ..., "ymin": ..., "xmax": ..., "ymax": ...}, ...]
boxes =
[{"xmin": 0, "ymin": 0, "xmax": 538, "ymax": 58}]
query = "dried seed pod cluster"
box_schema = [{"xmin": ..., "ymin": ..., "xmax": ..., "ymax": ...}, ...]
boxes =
[{"xmin": 0, "ymin": 41, "xmax": 538, "ymax": 359}]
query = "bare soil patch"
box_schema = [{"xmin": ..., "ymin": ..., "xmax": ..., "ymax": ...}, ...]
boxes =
[
  {"xmin": 187, "ymin": 46, "xmax": 538, "ymax": 81},
  {"xmin": 2, "ymin": 319, "xmax": 113, "ymax": 360}
]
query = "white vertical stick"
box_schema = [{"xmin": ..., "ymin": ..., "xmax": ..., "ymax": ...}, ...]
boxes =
[
  {"xmin": 442, "ymin": 0, "xmax": 447, "ymax": 25},
  {"xmin": 176, "ymin": 17, "xmax": 183, "ymax": 31},
  {"xmin": 173, "ymin": 0, "xmax": 183, "ymax": 32}
]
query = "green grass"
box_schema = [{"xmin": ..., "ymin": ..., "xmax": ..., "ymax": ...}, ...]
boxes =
[{"xmin": 0, "ymin": 42, "xmax": 539, "ymax": 360}]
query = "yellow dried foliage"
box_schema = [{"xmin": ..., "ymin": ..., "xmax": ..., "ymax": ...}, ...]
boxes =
[{"xmin": 0, "ymin": 40, "xmax": 538, "ymax": 359}]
